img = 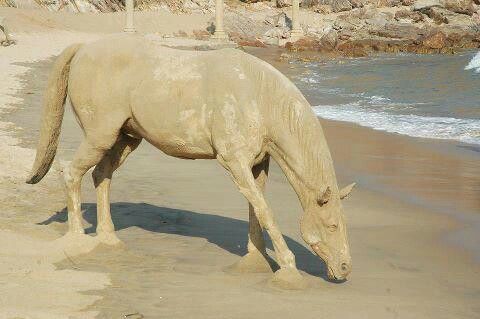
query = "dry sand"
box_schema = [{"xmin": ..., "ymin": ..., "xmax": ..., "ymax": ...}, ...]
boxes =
[{"xmin": 1, "ymin": 8, "xmax": 479, "ymax": 319}]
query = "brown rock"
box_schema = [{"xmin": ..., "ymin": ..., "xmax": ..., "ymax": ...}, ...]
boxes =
[
  {"xmin": 276, "ymin": 0, "xmax": 291, "ymax": 8},
  {"xmin": 369, "ymin": 23, "xmax": 421, "ymax": 39},
  {"xmin": 192, "ymin": 29, "xmax": 210, "ymax": 40},
  {"xmin": 395, "ymin": 9, "xmax": 424, "ymax": 22},
  {"xmin": 314, "ymin": 4, "xmax": 332, "ymax": 13},
  {"xmin": 349, "ymin": 0, "xmax": 365, "ymax": 7},
  {"xmin": 330, "ymin": 0, "xmax": 353, "ymax": 12},
  {"xmin": 336, "ymin": 41, "xmax": 368, "ymax": 56},
  {"xmin": 385, "ymin": 0, "xmax": 402, "ymax": 6},
  {"xmin": 285, "ymin": 37, "xmax": 322, "ymax": 51},
  {"xmin": 421, "ymin": 30, "xmax": 447, "ymax": 49},
  {"xmin": 424, "ymin": 7, "xmax": 449, "ymax": 23},
  {"xmin": 301, "ymin": 0, "xmax": 319, "ymax": 7},
  {"xmin": 238, "ymin": 39, "xmax": 267, "ymax": 47},
  {"xmin": 375, "ymin": 0, "xmax": 402, "ymax": 6},
  {"xmin": 442, "ymin": 0, "xmax": 474, "ymax": 15}
]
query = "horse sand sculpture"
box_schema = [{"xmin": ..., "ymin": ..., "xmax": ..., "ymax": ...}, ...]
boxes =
[{"xmin": 27, "ymin": 36, "xmax": 355, "ymax": 289}]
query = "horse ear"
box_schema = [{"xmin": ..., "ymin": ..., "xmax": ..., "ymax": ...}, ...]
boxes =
[
  {"xmin": 340, "ymin": 183, "xmax": 356, "ymax": 200},
  {"xmin": 317, "ymin": 186, "xmax": 331, "ymax": 206}
]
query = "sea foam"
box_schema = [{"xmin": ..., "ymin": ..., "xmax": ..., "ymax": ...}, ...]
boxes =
[
  {"xmin": 465, "ymin": 51, "xmax": 480, "ymax": 73},
  {"xmin": 313, "ymin": 103, "xmax": 480, "ymax": 145}
]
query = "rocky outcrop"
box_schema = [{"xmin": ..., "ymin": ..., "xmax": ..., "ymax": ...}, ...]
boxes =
[
  {"xmin": 282, "ymin": 0, "xmax": 480, "ymax": 57},
  {"xmin": 442, "ymin": 0, "xmax": 475, "ymax": 15},
  {"xmin": 395, "ymin": 9, "xmax": 424, "ymax": 22}
]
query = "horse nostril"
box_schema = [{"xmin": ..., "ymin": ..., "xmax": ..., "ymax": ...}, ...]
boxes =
[{"xmin": 341, "ymin": 262, "xmax": 350, "ymax": 273}]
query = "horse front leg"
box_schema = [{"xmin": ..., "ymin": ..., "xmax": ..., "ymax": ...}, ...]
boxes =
[
  {"xmin": 228, "ymin": 155, "xmax": 274, "ymax": 273},
  {"xmin": 220, "ymin": 155, "xmax": 308, "ymax": 290}
]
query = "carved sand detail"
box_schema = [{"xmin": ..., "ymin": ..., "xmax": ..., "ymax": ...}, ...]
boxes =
[
  {"xmin": 0, "ymin": 16, "xmax": 15, "ymax": 46},
  {"xmin": 27, "ymin": 35, "xmax": 355, "ymax": 289}
]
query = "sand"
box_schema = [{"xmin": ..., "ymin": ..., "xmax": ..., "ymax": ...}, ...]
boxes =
[{"xmin": 1, "ymin": 8, "xmax": 479, "ymax": 319}]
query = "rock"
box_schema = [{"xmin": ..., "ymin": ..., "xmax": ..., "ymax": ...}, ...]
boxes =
[
  {"xmin": 350, "ymin": 0, "xmax": 366, "ymax": 7},
  {"xmin": 424, "ymin": 7, "xmax": 449, "ymax": 23},
  {"xmin": 365, "ymin": 12, "xmax": 392, "ymax": 28},
  {"xmin": 264, "ymin": 12, "xmax": 291, "ymax": 28},
  {"xmin": 369, "ymin": 23, "xmax": 422, "ymax": 39},
  {"xmin": 413, "ymin": 0, "xmax": 441, "ymax": 11},
  {"xmin": 330, "ymin": 0, "xmax": 353, "ymax": 12},
  {"xmin": 474, "ymin": 10, "xmax": 480, "ymax": 23},
  {"xmin": 336, "ymin": 41, "xmax": 368, "ymax": 56},
  {"xmin": 314, "ymin": 4, "xmax": 332, "ymax": 12},
  {"xmin": 444, "ymin": 9, "xmax": 475, "ymax": 25},
  {"xmin": 183, "ymin": 0, "xmax": 214, "ymax": 12},
  {"xmin": 395, "ymin": 9, "xmax": 424, "ymax": 22},
  {"xmin": 285, "ymin": 37, "xmax": 322, "ymax": 51},
  {"xmin": 301, "ymin": 0, "xmax": 319, "ymax": 7},
  {"xmin": 238, "ymin": 38, "xmax": 267, "ymax": 47},
  {"xmin": 376, "ymin": 0, "xmax": 402, "ymax": 6},
  {"xmin": 401, "ymin": 0, "xmax": 415, "ymax": 5},
  {"xmin": 192, "ymin": 29, "xmax": 210, "ymax": 40},
  {"xmin": 441, "ymin": 0, "xmax": 474, "ymax": 15},
  {"xmin": 321, "ymin": 29, "xmax": 339, "ymax": 48},
  {"xmin": 276, "ymin": 0, "xmax": 291, "ymax": 7},
  {"xmin": 262, "ymin": 28, "xmax": 283, "ymax": 44},
  {"xmin": 421, "ymin": 30, "xmax": 447, "ymax": 49}
]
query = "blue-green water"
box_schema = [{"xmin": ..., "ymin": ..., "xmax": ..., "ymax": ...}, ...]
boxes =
[{"xmin": 288, "ymin": 51, "xmax": 480, "ymax": 145}]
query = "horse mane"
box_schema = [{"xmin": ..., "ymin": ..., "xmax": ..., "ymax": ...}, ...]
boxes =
[
  {"xmin": 238, "ymin": 54, "xmax": 337, "ymax": 195},
  {"xmin": 259, "ymin": 70, "xmax": 337, "ymax": 195}
]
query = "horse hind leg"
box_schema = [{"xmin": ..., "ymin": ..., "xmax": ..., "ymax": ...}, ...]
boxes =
[
  {"xmin": 92, "ymin": 134, "xmax": 141, "ymax": 245},
  {"xmin": 63, "ymin": 136, "xmax": 117, "ymax": 236}
]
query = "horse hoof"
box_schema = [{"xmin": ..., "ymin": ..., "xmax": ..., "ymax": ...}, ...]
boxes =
[
  {"xmin": 96, "ymin": 232, "xmax": 124, "ymax": 247},
  {"xmin": 269, "ymin": 268, "xmax": 308, "ymax": 290},
  {"xmin": 225, "ymin": 251, "xmax": 274, "ymax": 274}
]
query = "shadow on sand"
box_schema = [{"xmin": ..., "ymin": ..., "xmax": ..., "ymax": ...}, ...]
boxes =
[{"xmin": 39, "ymin": 202, "xmax": 329, "ymax": 280}]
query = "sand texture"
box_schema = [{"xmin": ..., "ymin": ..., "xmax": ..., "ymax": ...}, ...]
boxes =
[{"xmin": 1, "ymin": 9, "xmax": 479, "ymax": 319}]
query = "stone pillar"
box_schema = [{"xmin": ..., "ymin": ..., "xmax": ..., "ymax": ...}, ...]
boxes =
[
  {"xmin": 124, "ymin": 0, "xmax": 136, "ymax": 33},
  {"xmin": 212, "ymin": 0, "xmax": 228, "ymax": 40},
  {"xmin": 290, "ymin": 0, "xmax": 303, "ymax": 41}
]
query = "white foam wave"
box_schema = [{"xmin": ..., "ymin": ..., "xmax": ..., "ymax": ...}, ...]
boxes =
[
  {"xmin": 313, "ymin": 104, "xmax": 480, "ymax": 145},
  {"xmin": 465, "ymin": 51, "xmax": 480, "ymax": 73}
]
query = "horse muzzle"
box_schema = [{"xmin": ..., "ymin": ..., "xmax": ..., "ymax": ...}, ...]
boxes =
[{"xmin": 311, "ymin": 242, "xmax": 352, "ymax": 281}]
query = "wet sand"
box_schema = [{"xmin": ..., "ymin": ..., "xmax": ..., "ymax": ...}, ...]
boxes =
[{"xmin": 5, "ymin": 52, "xmax": 479, "ymax": 318}]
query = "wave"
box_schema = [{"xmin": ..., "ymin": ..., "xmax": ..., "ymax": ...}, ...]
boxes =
[
  {"xmin": 465, "ymin": 51, "xmax": 480, "ymax": 73},
  {"xmin": 313, "ymin": 103, "xmax": 480, "ymax": 145}
]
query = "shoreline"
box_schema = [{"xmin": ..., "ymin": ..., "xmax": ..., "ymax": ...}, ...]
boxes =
[{"xmin": 320, "ymin": 117, "xmax": 480, "ymax": 262}]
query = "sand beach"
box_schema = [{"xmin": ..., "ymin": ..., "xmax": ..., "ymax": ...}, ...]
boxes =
[{"xmin": 0, "ymin": 8, "xmax": 479, "ymax": 319}]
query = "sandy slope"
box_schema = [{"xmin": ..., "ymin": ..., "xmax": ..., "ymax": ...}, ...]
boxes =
[
  {"xmin": 0, "ymin": 8, "xmax": 479, "ymax": 319},
  {"xmin": 0, "ymin": 31, "xmax": 111, "ymax": 319}
]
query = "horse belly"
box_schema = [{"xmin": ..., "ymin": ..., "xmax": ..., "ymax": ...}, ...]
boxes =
[{"xmin": 131, "ymin": 107, "xmax": 216, "ymax": 160}]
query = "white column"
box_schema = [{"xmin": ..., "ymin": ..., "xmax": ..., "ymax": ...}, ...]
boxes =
[
  {"xmin": 290, "ymin": 0, "xmax": 303, "ymax": 41},
  {"xmin": 124, "ymin": 0, "xmax": 136, "ymax": 33},
  {"xmin": 212, "ymin": 0, "xmax": 228, "ymax": 40}
]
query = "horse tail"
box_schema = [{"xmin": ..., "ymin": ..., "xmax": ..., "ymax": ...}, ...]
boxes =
[{"xmin": 26, "ymin": 43, "xmax": 83, "ymax": 184}]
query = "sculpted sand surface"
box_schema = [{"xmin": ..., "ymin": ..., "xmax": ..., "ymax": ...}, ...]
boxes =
[
  {"xmin": 0, "ymin": 31, "xmax": 109, "ymax": 319},
  {"xmin": 2, "ymin": 14, "xmax": 479, "ymax": 319},
  {"xmin": 27, "ymin": 35, "xmax": 355, "ymax": 288}
]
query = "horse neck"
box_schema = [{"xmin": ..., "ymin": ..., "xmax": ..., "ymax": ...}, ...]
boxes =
[{"xmin": 265, "ymin": 96, "xmax": 338, "ymax": 209}]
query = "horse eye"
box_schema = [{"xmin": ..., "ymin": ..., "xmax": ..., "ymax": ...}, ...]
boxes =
[{"xmin": 328, "ymin": 224, "xmax": 338, "ymax": 232}]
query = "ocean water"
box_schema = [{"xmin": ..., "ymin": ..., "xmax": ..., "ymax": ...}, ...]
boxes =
[{"xmin": 289, "ymin": 52, "xmax": 480, "ymax": 145}]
